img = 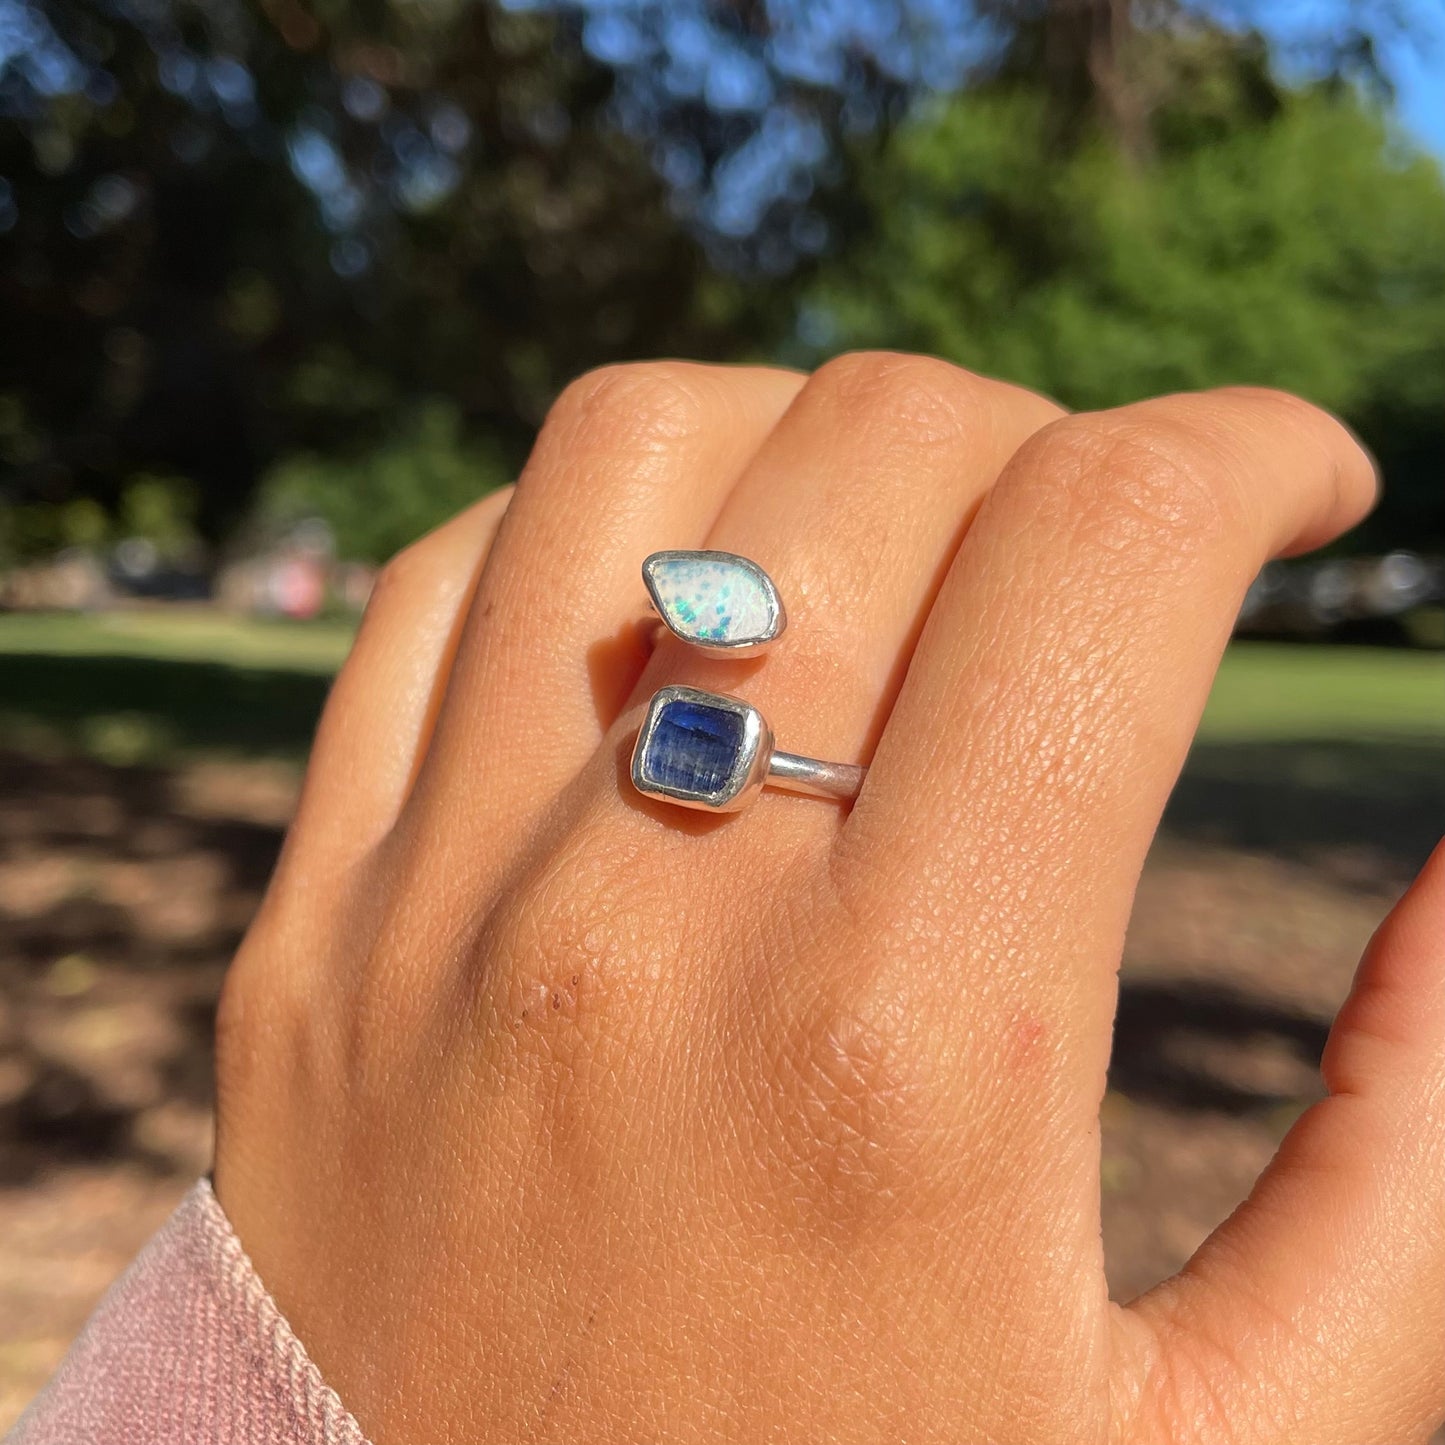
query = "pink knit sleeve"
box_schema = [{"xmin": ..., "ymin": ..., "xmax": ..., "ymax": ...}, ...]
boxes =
[{"xmin": 7, "ymin": 1180, "xmax": 369, "ymax": 1445}]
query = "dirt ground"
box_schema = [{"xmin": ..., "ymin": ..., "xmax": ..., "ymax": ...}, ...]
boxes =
[{"xmin": 0, "ymin": 743, "xmax": 1440, "ymax": 1434}]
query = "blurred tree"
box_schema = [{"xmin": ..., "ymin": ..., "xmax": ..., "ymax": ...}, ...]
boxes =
[
  {"xmin": 508, "ymin": 0, "xmax": 1003, "ymax": 270},
  {"xmin": 0, "ymin": 1, "xmax": 716, "ymax": 544},
  {"xmin": 801, "ymin": 34, "xmax": 1445, "ymax": 545},
  {"xmin": 3, "ymin": 0, "xmax": 1442, "ymax": 554},
  {"xmin": 524, "ymin": 0, "xmax": 1438, "ymax": 260},
  {"xmin": 1, "ymin": 0, "xmax": 319, "ymax": 538},
  {"xmin": 258, "ymin": 399, "xmax": 510, "ymax": 562}
]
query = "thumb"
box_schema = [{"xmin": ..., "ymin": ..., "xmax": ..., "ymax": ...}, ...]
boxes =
[{"xmin": 1119, "ymin": 838, "xmax": 1445, "ymax": 1445}]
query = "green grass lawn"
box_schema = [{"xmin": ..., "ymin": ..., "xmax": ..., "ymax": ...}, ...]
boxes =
[
  {"xmin": 0, "ymin": 608, "xmax": 355, "ymax": 675},
  {"xmin": 1199, "ymin": 642, "xmax": 1443, "ymax": 741},
  {"xmin": 0, "ymin": 610, "xmax": 352, "ymax": 766},
  {"xmin": 1, "ymin": 610, "xmax": 1438, "ymax": 754},
  {"xmin": 1, "ymin": 609, "xmax": 1439, "ymax": 868},
  {"xmin": 0, "ymin": 608, "xmax": 1440, "ymax": 752}
]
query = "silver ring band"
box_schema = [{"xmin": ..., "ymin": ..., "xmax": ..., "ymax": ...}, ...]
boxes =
[
  {"xmin": 632, "ymin": 686, "xmax": 865, "ymax": 813},
  {"xmin": 767, "ymin": 750, "xmax": 867, "ymax": 801}
]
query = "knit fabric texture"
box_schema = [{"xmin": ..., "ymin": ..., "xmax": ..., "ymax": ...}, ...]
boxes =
[{"xmin": 8, "ymin": 1180, "xmax": 369, "ymax": 1445}]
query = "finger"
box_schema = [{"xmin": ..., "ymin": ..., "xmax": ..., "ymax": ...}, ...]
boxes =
[
  {"xmin": 628, "ymin": 352, "xmax": 1062, "ymax": 846},
  {"xmin": 1121, "ymin": 839, "xmax": 1445, "ymax": 1445},
  {"xmin": 407, "ymin": 363, "xmax": 804, "ymax": 874},
  {"xmin": 285, "ymin": 486, "xmax": 513, "ymax": 869},
  {"xmin": 841, "ymin": 389, "xmax": 1375, "ymax": 1180}
]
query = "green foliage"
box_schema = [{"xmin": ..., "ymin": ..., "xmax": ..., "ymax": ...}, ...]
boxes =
[
  {"xmin": 0, "ymin": 4, "xmax": 719, "ymax": 538},
  {"xmin": 6, "ymin": 1, "xmax": 1443, "ymax": 556},
  {"xmin": 0, "ymin": 498, "xmax": 106, "ymax": 565},
  {"xmin": 258, "ymin": 402, "xmax": 510, "ymax": 563},
  {"xmin": 58, "ymin": 499, "xmax": 110, "ymax": 551},
  {"xmin": 118, "ymin": 476, "xmax": 200, "ymax": 557},
  {"xmin": 806, "ymin": 74, "xmax": 1445, "ymax": 543},
  {"xmin": 0, "ymin": 476, "xmax": 196, "ymax": 564}
]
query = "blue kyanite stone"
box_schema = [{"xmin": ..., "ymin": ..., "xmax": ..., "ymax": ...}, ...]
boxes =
[{"xmin": 641, "ymin": 697, "xmax": 747, "ymax": 798}]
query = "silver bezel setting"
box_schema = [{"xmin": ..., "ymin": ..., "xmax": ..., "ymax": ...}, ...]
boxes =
[
  {"xmin": 642, "ymin": 549, "xmax": 787, "ymax": 656},
  {"xmin": 630, "ymin": 685, "xmax": 774, "ymax": 812}
]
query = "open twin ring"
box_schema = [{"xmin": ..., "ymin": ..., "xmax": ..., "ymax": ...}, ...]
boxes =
[{"xmin": 631, "ymin": 551, "xmax": 867, "ymax": 813}]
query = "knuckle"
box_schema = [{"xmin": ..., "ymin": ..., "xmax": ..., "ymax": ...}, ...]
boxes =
[
  {"xmin": 745, "ymin": 959, "xmax": 947, "ymax": 1241},
  {"xmin": 487, "ymin": 899, "xmax": 602, "ymax": 1037},
  {"xmin": 368, "ymin": 510, "xmax": 478, "ymax": 609},
  {"xmin": 475, "ymin": 823, "xmax": 668, "ymax": 1057},
  {"xmin": 1015, "ymin": 409, "xmax": 1253, "ymax": 569},
  {"xmin": 369, "ymin": 539, "xmax": 428, "ymax": 603},
  {"xmin": 214, "ymin": 921, "xmax": 315, "ymax": 1115},
  {"xmin": 809, "ymin": 350, "xmax": 1012, "ymax": 449},
  {"xmin": 1210, "ymin": 383, "xmax": 1325, "ymax": 427},
  {"xmin": 540, "ymin": 360, "xmax": 713, "ymax": 462}
]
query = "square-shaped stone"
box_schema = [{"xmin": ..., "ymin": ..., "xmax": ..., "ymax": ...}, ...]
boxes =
[{"xmin": 636, "ymin": 694, "xmax": 749, "ymax": 800}]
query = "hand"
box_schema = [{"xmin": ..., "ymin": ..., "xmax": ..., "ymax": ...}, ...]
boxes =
[{"xmin": 213, "ymin": 354, "xmax": 1445, "ymax": 1445}]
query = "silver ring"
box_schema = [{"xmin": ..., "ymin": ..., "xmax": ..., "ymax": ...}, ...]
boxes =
[
  {"xmin": 631, "ymin": 686, "xmax": 866, "ymax": 813},
  {"xmin": 642, "ymin": 550, "xmax": 786, "ymax": 656}
]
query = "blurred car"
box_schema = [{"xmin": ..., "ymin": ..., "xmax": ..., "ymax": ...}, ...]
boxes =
[{"xmin": 1236, "ymin": 553, "xmax": 1443, "ymax": 642}]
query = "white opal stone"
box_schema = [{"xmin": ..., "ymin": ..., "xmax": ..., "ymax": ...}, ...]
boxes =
[{"xmin": 643, "ymin": 551, "xmax": 783, "ymax": 649}]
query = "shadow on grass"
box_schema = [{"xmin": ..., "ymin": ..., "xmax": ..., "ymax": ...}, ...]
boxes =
[
  {"xmin": 1165, "ymin": 736, "xmax": 1445, "ymax": 877},
  {"xmin": 0, "ymin": 744, "xmax": 285, "ymax": 1186},
  {"xmin": 1124, "ymin": 735, "xmax": 1442, "ymax": 1116},
  {"xmin": 0, "ymin": 650, "xmax": 320, "ymax": 1183},
  {"xmin": 0, "ymin": 648, "xmax": 1441, "ymax": 1174},
  {"xmin": 0, "ymin": 651, "xmax": 331, "ymax": 762},
  {"xmin": 1110, "ymin": 979, "xmax": 1328, "ymax": 1117}
]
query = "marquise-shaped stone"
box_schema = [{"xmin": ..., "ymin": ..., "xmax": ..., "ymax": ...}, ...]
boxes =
[{"xmin": 642, "ymin": 550, "xmax": 785, "ymax": 650}]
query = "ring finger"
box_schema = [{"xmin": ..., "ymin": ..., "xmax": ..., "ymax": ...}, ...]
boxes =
[{"xmin": 626, "ymin": 351, "xmax": 1062, "ymax": 846}]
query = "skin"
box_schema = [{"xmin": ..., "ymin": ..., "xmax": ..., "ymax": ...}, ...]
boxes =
[{"xmin": 213, "ymin": 354, "xmax": 1445, "ymax": 1445}]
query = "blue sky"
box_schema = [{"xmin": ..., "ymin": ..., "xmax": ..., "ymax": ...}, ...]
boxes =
[
  {"xmin": 1392, "ymin": 42, "xmax": 1445, "ymax": 154},
  {"xmin": 1237, "ymin": 0, "xmax": 1445, "ymax": 157}
]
